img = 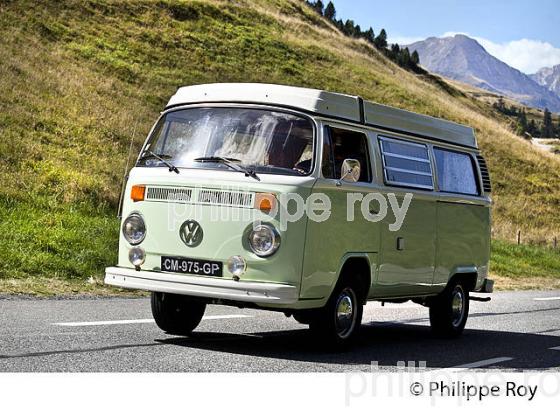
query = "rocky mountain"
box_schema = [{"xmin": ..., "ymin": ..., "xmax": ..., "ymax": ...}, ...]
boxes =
[
  {"xmin": 408, "ymin": 34, "xmax": 560, "ymax": 112},
  {"xmin": 531, "ymin": 64, "xmax": 560, "ymax": 97}
]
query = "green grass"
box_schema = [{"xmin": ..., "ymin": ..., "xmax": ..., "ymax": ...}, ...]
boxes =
[
  {"xmin": 0, "ymin": 199, "xmax": 118, "ymax": 280},
  {"xmin": 491, "ymin": 240, "xmax": 560, "ymax": 278},
  {"xmin": 0, "ymin": 0, "xmax": 559, "ymax": 293},
  {"xmin": 490, "ymin": 240, "xmax": 560, "ymax": 290}
]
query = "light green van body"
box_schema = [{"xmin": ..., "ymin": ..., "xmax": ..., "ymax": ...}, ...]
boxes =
[{"xmin": 105, "ymin": 83, "xmax": 491, "ymax": 310}]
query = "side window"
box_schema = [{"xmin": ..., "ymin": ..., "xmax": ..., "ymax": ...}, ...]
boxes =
[
  {"xmin": 434, "ymin": 148, "xmax": 479, "ymax": 195},
  {"xmin": 323, "ymin": 126, "xmax": 372, "ymax": 182},
  {"xmin": 379, "ymin": 136, "xmax": 433, "ymax": 189}
]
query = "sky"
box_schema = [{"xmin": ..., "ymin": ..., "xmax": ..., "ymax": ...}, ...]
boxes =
[{"xmin": 331, "ymin": 0, "xmax": 560, "ymax": 74}]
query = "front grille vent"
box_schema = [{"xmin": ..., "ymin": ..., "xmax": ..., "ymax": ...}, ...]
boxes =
[
  {"xmin": 144, "ymin": 186, "xmax": 254, "ymax": 208},
  {"xmin": 146, "ymin": 187, "xmax": 193, "ymax": 202},
  {"xmin": 197, "ymin": 189, "xmax": 254, "ymax": 208}
]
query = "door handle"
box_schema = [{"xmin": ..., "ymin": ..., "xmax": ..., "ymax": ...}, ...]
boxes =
[{"xmin": 397, "ymin": 237, "xmax": 405, "ymax": 251}]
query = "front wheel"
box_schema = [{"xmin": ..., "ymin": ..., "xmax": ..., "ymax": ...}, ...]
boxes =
[
  {"xmin": 151, "ymin": 292, "xmax": 206, "ymax": 336},
  {"xmin": 429, "ymin": 282, "xmax": 469, "ymax": 337},
  {"xmin": 309, "ymin": 279, "xmax": 363, "ymax": 348}
]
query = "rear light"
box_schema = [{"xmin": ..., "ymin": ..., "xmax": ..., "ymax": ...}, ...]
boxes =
[{"xmin": 130, "ymin": 185, "xmax": 146, "ymax": 202}]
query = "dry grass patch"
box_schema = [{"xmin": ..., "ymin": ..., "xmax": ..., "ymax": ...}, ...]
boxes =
[
  {"xmin": 492, "ymin": 275, "xmax": 560, "ymax": 291},
  {"xmin": 0, "ymin": 277, "xmax": 145, "ymax": 297}
]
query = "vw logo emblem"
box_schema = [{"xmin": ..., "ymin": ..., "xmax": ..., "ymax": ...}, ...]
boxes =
[{"xmin": 179, "ymin": 220, "xmax": 203, "ymax": 247}]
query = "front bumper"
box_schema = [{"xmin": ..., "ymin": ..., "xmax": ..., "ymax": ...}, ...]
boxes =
[{"xmin": 104, "ymin": 267, "xmax": 299, "ymax": 306}]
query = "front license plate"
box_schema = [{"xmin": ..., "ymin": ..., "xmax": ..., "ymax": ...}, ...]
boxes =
[{"xmin": 161, "ymin": 256, "xmax": 223, "ymax": 277}]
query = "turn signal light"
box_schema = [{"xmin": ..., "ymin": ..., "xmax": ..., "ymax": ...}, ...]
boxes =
[
  {"xmin": 255, "ymin": 193, "xmax": 276, "ymax": 212},
  {"xmin": 131, "ymin": 185, "xmax": 146, "ymax": 202}
]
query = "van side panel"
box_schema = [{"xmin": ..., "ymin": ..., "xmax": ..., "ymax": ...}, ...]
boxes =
[
  {"xmin": 434, "ymin": 200, "xmax": 491, "ymax": 290},
  {"xmin": 375, "ymin": 192, "xmax": 437, "ymax": 296},
  {"xmin": 299, "ymin": 123, "xmax": 380, "ymax": 301},
  {"xmin": 300, "ymin": 179, "xmax": 380, "ymax": 300}
]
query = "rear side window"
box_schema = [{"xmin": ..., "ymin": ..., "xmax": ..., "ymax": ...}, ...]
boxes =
[
  {"xmin": 322, "ymin": 126, "xmax": 372, "ymax": 182},
  {"xmin": 433, "ymin": 148, "xmax": 479, "ymax": 195},
  {"xmin": 379, "ymin": 136, "xmax": 433, "ymax": 189}
]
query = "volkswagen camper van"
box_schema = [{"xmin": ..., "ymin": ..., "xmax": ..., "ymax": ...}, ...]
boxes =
[{"xmin": 105, "ymin": 83, "xmax": 493, "ymax": 346}]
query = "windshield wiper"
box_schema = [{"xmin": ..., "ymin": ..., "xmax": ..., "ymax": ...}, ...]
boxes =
[
  {"xmin": 194, "ymin": 156, "xmax": 260, "ymax": 181},
  {"xmin": 141, "ymin": 150, "xmax": 179, "ymax": 174}
]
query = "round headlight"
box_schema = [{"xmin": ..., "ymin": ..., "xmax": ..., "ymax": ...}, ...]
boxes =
[
  {"xmin": 248, "ymin": 224, "xmax": 280, "ymax": 257},
  {"xmin": 128, "ymin": 247, "xmax": 146, "ymax": 267},
  {"xmin": 227, "ymin": 255, "xmax": 247, "ymax": 277},
  {"xmin": 122, "ymin": 213, "xmax": 146, "ymax": 245}
]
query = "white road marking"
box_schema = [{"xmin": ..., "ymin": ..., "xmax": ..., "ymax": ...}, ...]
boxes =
[
  {"xmin": 53, "ymin": 314, "xmax": 250, "ymax": 327},
  {"xmin": 549, "ymin": 346, "xmax": 560, "ymax": 351},
  {"xmin": 451, "ymin": 357, "xmax": 514, "ymax": 369},
  {"xmin": 54, "ymin": 319, "xmax": 155, "ymax": 326},
  {"xmin": 202, "ymin": 314, "xmax": 250, "ymax": 321},
  {"xmin": 430, "ymin": 357, "xmax": 514, "ymax": 373},
  {"xmin": 534, "ymin": 296, "xmax": 560, "ymax": 301}
]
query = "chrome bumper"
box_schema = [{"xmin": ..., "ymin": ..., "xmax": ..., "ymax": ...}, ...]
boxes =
[{"xmin": 104, "ymin": 267, "xmax": 299, "ymax": 305}]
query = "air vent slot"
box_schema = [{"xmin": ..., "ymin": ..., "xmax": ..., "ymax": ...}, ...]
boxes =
[
  {"xmin": 146, "ymin": 187, "xmax": 193, "ymax": 202},
  {"xmin": 197, "ymin": 189, "xmax": 254, "ymax": 208},
  {"xmin": 476, "ymin": 154, "xmax": 491, "ymax": 193}
]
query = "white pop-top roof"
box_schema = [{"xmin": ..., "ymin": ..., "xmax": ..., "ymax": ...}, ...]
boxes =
[{"xmin": 167, "ymin": 83, "xmax": 477, "ymax": 149}]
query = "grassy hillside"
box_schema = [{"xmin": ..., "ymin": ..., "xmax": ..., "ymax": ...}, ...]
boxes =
[
  {"xmin": 448, "ymin": 78, "xmax": 560, "ymax": 140},
  {"xmin": 0, "ymin": 0, "xmax": 559, "ymax": 293}
]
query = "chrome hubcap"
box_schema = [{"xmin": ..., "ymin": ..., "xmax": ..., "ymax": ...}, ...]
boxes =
[
  {"xmin": 335, "ymin": 288, "xmax": 356, "ymax": 338},
  {"xmin": 451, "ymin": 286, "xmax": 465, "ymax": 327}
]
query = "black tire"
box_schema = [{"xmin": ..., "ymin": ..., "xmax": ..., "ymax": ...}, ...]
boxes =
[
  {"xmin": 309, "ymin": 277, "xmax": 364, "ymax": 348},
  {"xmin": 429, "ymin": 281, "xmax": 469, "ymax": 338},
  {"xmin": 150, "ymin": 292, "xmax": 206, "ymax": 336},
  {"xmin": 293, "ymin": 311, "xmax": 314, "ymax": 325}
]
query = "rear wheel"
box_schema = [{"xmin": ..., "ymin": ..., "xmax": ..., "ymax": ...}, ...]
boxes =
[
  {"xmin": 151, "ymin": 292, "xmax": 206, "ymax": 336},
  {"xmin": 309, "ymin": 278, "xmax": 364, "ymax": 348},
  {"xmin": 429, "ymin": 281, "xmax": 469, "ymax": 337}
]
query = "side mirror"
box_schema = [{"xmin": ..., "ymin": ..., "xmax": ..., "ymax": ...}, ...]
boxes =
[{"xmin": 339, "ymin": 158, "xmax": 361, "ymax": 183}]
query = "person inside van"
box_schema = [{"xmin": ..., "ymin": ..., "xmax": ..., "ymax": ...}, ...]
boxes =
[{"xmin": 267, "ymin": 119, "xmax": 313, "ymax": 174}]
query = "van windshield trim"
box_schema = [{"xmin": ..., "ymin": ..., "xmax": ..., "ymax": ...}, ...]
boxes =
[{"xmin": 137, "ymin": 105, "xmax": 317, "ymax": 177}]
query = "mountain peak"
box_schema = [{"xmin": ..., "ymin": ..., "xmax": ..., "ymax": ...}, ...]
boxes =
[
  {"xmin": 428, "ymin": 34, "xmax": 487, "ymax": 53},
  {"xmin": 408, "ymin": 36, "xmax": 560, "ymax": 112},
  {"xmin": 452, "ymin": 33, "xmax": 473, "ymax": 41},
  {"xmin": 531, "ymin": 64, "xmax": 560, "ymax": 96}
]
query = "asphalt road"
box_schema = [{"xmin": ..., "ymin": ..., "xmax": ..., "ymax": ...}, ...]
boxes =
[{"xmin": 1, "ymin": 290, "xmax": 560, "ymax": 372}]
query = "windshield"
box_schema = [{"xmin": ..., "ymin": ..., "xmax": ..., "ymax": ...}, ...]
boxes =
[{"xmin": 137, "ymin": 107, "xmax": 315, "ymax": 176}]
